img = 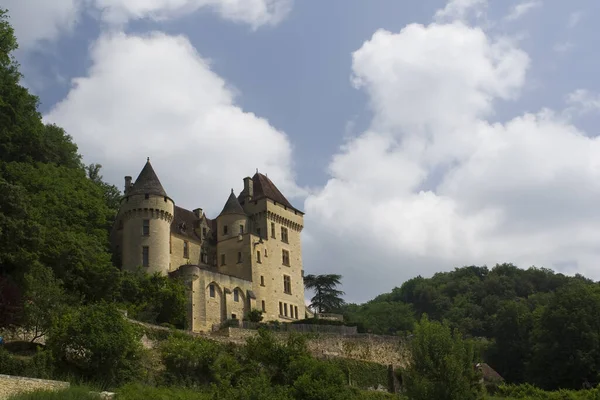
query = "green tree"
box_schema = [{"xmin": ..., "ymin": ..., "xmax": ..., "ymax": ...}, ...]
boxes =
[
  {"xmin": 304, "ymin": 274, "xmax": 346, "ymax": 313},
  {"xmin": 404, "ymin": 315, "xmax": 483, "ymax": 400},
  {"xmin": 47, "ymin": 302, "xmax": 143, "ymax": 386},
  {"xmin": 22, "ymin": 263, "xmax": 66, "ymax": 342}
]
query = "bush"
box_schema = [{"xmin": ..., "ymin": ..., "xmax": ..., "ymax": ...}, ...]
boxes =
[
  {"xmin": 328, "ymin": 358, "xmax": 388, "ymax": 390},
  {"xmin": 6, "ymin": 387, "xmax": 102, "ymax": 400},
  {"xmin": 47, "ymin": 303, "xmax": 143, "ymax": 387}
]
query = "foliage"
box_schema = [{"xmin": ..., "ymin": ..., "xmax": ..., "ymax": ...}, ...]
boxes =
[
  {"xmin": 0, "ymin": 346, "xmax": 55, "ymax": 379},
  {"xmin": 343, "ymin": 301, "xmax": 415, "ymax": 335},
  {"xmin": 46, "ymin": 303, "xmax": 143, "ymax": 387},
  {"xmin": 22, "ymin": 264, "xmax": 66, "ymax": 342},
  {"xmin": 247, "ymin": 308, "xmax": 264, "ymax": 323},
  {"xmin": 403, "ymin": 315, "xmax": 483, "ymax": 400},
  {"xmin": 5, "ymin": 387, "xmax": 99, "ymax": 400},
  {"xmin": 492, "ymin": 383, "xmax": 600, "ymax": 399},
  {"xmin": 327, "ymin": 358, "xmax": 389, "ymax": 390},
  {"xmin": 304, "ymin": 274, "xmax": 346, "ymax": 313}
]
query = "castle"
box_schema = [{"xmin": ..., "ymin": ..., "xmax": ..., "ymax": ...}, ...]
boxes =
[{"xmin": 110, "ymin": 159, "xmax": 306, "ymax": 332}]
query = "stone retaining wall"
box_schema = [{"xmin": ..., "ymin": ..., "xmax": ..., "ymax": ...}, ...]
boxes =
[{"xmin": 0, "ymin": 375, "xmax": 69, "ymax": 400}]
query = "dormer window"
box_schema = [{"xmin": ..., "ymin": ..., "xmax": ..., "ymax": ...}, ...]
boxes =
[{"xmin": 179, "ymin": 222, "xmax": 186, "ymax": 233}]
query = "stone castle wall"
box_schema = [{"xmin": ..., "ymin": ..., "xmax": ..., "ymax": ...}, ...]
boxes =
[{"xmin": 0, "ymin": 375, "xmax": 69, "ymax": 399}]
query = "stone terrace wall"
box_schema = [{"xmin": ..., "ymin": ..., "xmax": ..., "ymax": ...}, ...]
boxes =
[{"xmin": 0, "ymin": 375, "xmax": 69, "ymax": 400}]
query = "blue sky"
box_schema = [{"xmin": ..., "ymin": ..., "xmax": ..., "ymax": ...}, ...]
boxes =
[{"xmin": 6, "ymin": 0, "xmax": 600, "ymax": 302}]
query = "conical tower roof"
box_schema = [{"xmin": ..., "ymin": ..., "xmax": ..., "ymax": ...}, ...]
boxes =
[
  {"xmin": 218, "ymin": 189, "xmax": 246, "ymax": 216},
  {"xmin": 129, "ymin": 158, "xmax": 168, "ymax": 197}
]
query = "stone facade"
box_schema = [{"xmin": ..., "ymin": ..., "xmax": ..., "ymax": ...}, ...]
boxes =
[
  {"xmin": 0, "ymin": 375, "xmax": 69, "ymax": 399},
  {"xmin": 111, "ymin": 160, "xmax": 306, "ymax": 332}
]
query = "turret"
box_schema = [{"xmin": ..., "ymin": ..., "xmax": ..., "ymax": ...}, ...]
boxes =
[
  {"xmin": 120, "ymin": 158, "xmax": 174, "ymax": 275},
  {"xmin": 216, "ymin": 189, "xmax": 248, "ymax": 242}
]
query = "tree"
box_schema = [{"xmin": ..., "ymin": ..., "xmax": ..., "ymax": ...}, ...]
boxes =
[
  {"xmin": 22, "ymin": 263, "xmax": 66, "ymax": 342},
  {"xmin": 403, "ymin": 315, "xmax": 483, "ymax": 400},
  {"xmin": 303, "ymin": 274, "xmax": 345, "ymax": 313}
]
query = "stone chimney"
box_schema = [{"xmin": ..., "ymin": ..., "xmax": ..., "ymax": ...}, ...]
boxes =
[
  {"xmin": 243, "ymin": 177, "xmax": 253, "ymax": 200},
  {"xmin": 193, "ymin": 208, "xmax": 203, "ymax": 218},
  {"xmin": 124, "ymin": 176, "xmax": 132, "ymax": 194}
]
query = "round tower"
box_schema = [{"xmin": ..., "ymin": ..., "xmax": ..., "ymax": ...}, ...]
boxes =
[
  {"xmin": 216, "ymin": 189, "xmax": 248, "ymax": 241},
  {"xmin": 120, "ymin": 158, "xmax": 174, "ymax": 275}
]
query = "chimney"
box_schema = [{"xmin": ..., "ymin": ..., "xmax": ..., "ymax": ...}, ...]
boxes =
[
  {"xmin": 124, "ymin": 176, "xmax": 132, "ymax": 194},
  {"xmin": 193, "ymin": 208, "xmax": 203, "ymax": 218},
  {"xmin": 243, "ymin": 177, "xmax": 253, "ymax": 200}
]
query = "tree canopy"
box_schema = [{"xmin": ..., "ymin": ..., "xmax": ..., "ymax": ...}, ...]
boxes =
[{"xmin": 304, "ymin": 274, "xmax": 346, "ymax": 313}]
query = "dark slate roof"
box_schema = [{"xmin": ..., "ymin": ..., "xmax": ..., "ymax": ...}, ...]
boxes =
[
  {"xmin": 245, "ymin": 172, "xmax": 301, "ymax": 212},
  {"xmin": 129, "ymin": 159, "xmax": 168, "ymax": 197},
  {"xmin": 171, "ymin": 206, "xmax": 201, "ymax": 241},
  {"xmin": 219, "ymin": 190, "xmax": 246, "ymax": 216}
]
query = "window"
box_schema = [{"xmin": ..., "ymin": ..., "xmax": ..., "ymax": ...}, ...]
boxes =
[
  {"xmin": 202, "ymin": 227, "xmax": 207, "ymax": 238},
  {"xmin": 271, "ymin": 222, "xmax": 276, "ymax": 238},
  {"xmin": 201, "ymin": 252, "xmax": 207, "ymax": 264},
  {"xmin": 281, "ymin": 227, "xmax": 288, "ymax": 243},
  {"xmin": 282, "ymin": 249, "xmax": 290, "ymax": 266},
  {"xmin": 221, "ymin": 254, "xmax": 226, "ymax": 266},
  {"xmin": 284, "ymin": 303, "xmax": 288, "ymax": 317},
  {"xmin": 145, "ymin": 193, "xmax": 149, "ymax": 199},
  {"xmin": 209, "ymin": 284, "xmax": 215, "ymax": 298},
  {"xmin": 261, "ymin": 300, "xmax": 266, "ymax": 312},
  {"xmin": 164, "ymin": 196, "xmax": 168, "ymax": 202},
  {"xmin": 231, "ymin": 313, "xmax": 237, "ymax": 319},
  {"xmin": 169, "ymin": 236, "xmax": 172, "ymax": 254},
  {"xmin": 279, "ymin": 302, "xmax": 283, "ymax": 316},
  {"xmin": 257, "ymin": 250, "xmax": 262, "ymax": 263},
  {"xmin": 256, "ymin": 227, "xmax": 261, "ymax": 237},
  {"xmin": 240, "ymin": 224, "xmax": 244, "ymax": 234},
  {"xmin": 142, "ymin": 219, "xmax": 150, "ymax": 236},
  {"xmin": 294, "ymin": 306, "xmax": 298, "ymax": 319},
  {"xmin": 142, "ymin": 246, "xmax": 149, "ymax": 267},
  {"xmin": 223, "ymin": 225, "xmax": 228, "ymax": 235},
  {"xmin": 264, "ymin": 248, "xmax": 268, "ymax": 257},
  {"xmin": 234, "ymin": 289, "xmax": 239, "ymax": 302},
  {"xmin": 260, "ymin": 276, "xmax": 265, "ymax": 286},
  {"xmin": 237, "ymin": 252, "xmax": 242, "ymax": 263},
  {"xmin": 183, "ymin": 241, "xmax": 189, "ymax": 258},
  {"xmin": 283, "ymin": 275, "xmax": 292, "ymax": 294}
]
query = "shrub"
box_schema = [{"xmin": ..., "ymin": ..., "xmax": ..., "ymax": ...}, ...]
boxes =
[
  {"xmin": 47, "ymin": 303, "xmax": 143, "ymax": 387},
  {"xmin": 5, "ymin": 387, "xmax": 97, "ymax": 400}
]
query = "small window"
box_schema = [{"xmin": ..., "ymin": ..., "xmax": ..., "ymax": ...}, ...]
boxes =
[
  {"xmin": 183, "ymin": 241, "xmax": 189, "ymax": 258},
  {"xmin": 257, "ymin": 250, "xmax": 261, "ymax": 264},
  {"xmin": 234, "ymin": 289, "xmax": 239, "ymax": 302},
  {"xmin": 232, "ymin": 313, "xmax": 237, "ymax": 319},
  {"xmin": 260, "ymin": 276, "xmax": 265, "ymax": 286},
  {"xmin": 284, "ymin": 303, "xmax": 288, "ymax": 317},
  {"xmin": 169, "ymin": 236, "xmax": 172, "ymax": 254},
  {"xmin": 283, "ymin": 275, "xmax": 292, "ymax": 294},
  {"xmin": 294, "ymin": 306, "xmax": 298, "ymax": 319},
  {"xmin": 264, "ymin": 248, "xmax": 268, "ymax": 257},
  {"xmin": 271, "ymin": 222, "xmax": 276, "ymax": 238},
  {"xmin": 256, "ymin": 227, "xmax": 261, "ymax": 237},
  {"xmin": 164, "ymin": 196, "xmax": 167, "ymax": 202},
  {"xmin": 223, "ymin": 225, "xmax": 228, "ymax": 235},
  {"xmin": 279, "ymin": 302, "xmax": 283, "ymax": 316},
  {"xmin": 209, "ymin": 284, "xmax": 215, "ymax": 298},
  {"xmin": 221, "ymin": 254, "xmax": 226, "ymax": 266},
  {"xmin": 237, "ymin": 252, "xmax": 242, "ymax": 263},
  {"xmin": 142, "ymin": 219, "xmax": 150, "ymax": 236},
  {"xmin": 281, "ymin": 227, "xmax": 288, "ymax": 243},
  {"xmin": 240, "ymin": 224, "xmax": 244, "ymax": 234},
  {"xmin": 282, "ymin": 250, "xmax": 290, "ymax": 266},
  {"xmin": 145, "ymin": 193, "xmax": 149, "ymax": 199},
  {"xmin": 261, "ymin": 300, "xmax": 266, "ymax": 312},
  {"xmin": 142, "ymin": 246, "xmax": 149, "ymax": 267}
]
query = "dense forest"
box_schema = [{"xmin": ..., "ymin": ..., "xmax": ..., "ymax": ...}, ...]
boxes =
[{"xmin": 343, "ymin": 264, "xmax": 600, "ymax": 390}]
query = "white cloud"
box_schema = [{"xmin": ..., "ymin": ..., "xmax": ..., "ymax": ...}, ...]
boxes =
[
  {"xmin": 303, "ymin": 13, "xmax": 600, "ymax": 302},
  {"xmin": 568, "ymin": 11, "xmax": 583, "ymax": 28},
  {"xmin": 553, "ymin": 41, "xmax": 574, "ymax": 53},
  {"xmin": 5, "ymin": 0, "xmax": 292, "ymax": 48},
  {"xmin": 506, "ymin": 0, "xmax": 542, "ymax": 21},
  {"xmin": 434, "ymin": 0, "xmax": 487, "ymax": 23},
  {"xmin": 565, "ymin": 89, "xmax": 600, "ymax": 116},
  {"xmin": 3, "ymin": 0, "xmax": 82, "ymax": 49},
  {"xmin": 44, "ymin": 32, "xmax": 300, "ymax": 214}
]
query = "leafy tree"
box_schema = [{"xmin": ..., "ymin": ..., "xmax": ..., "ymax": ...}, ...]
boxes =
[
  {"xmin": 247, "ymin": 309, "xmax": 264, "ymax": 323},
  {"xmin": 403, "ymin": 315, "xmax": 483, "ymax": 400},
  {"xmin": 343, "ymin": 301, "xmax": 414, "ymax": 335},
  {"xmin": 47, "ymin": 302, "xmax": 143, "ymax": 386},
  {"xmin": 22, "ymin": 263, "xmax": 66, "ymax": 342},
  {"xmin": 304, "ymin": 274, "xmax": 346, "ymax": 313}
]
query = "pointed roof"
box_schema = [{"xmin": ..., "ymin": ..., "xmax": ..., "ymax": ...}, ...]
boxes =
[
  {"xmin": 129, "ymin": 158, "xmax": 168, "ymax": 197},
  {"xmin": 219, "ymin": 189, "xmax": 246, "ymax": 217},
  {"xmin": 249, "ymin": 172, "xmax": 297, "ymax": 211}
]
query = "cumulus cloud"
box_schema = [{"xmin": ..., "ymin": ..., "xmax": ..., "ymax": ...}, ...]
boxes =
[
  {"xmin": 304, "ymin": 7, "xmax": 600, "ymax": 302},
  {"xmin": 3, "ymin": 0, "xmax": 82, "ymax": 49},
  {"xmin": 44, "ymin": 32, "xmax": 300, "ymax": 214},
  {"xmin": 506, "ymin": 0, "xmax": 542, "ymax": 21},
  {"xmin": 5, "ymin": 0, "xmax": 291, "ymax": 48}
]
